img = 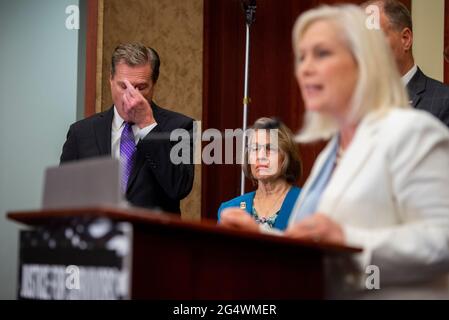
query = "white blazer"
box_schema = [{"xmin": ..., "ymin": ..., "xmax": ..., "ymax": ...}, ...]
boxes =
[{"xmin": 289, "ymin": 108, "xmax": 449, "ymax": 299}]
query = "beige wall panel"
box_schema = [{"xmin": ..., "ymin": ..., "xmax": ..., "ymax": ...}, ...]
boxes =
[
  {"xmin": 412, "ymin": 0, "xmax": 445, "ymax": 81},
  {"xmin": 101, "ymin": 0, "xmax": 203, "ymax": 220}
]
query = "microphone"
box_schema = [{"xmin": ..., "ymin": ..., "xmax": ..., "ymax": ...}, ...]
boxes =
[{"xmin": 242, "ymin": 0, "xmax": 256, "ymax": 26}]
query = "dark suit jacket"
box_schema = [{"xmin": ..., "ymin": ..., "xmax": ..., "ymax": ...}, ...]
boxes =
[
  {"xmin": 407, "ymin": 67, "xmax": 449, "ymax": 127},
  {"xmin": 60, "ymin": 102, "xmax": 195, "ymax": 214}
]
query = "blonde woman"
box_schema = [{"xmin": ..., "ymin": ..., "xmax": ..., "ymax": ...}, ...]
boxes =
[
  {"xmin": 223, "ymin": 5, "xmax": 449, "ymax": 298},
  {"xmin": 286, "ymin": 5, "xmax": 449, "ymax": 298}
]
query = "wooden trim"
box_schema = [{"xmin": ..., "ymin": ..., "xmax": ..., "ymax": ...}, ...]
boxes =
[
  {"xmin": 445, "ymin": 0, "xmax": 449, "ymax": 84},
  {"xmin": 201, "ymin": 0, "xmax": 210, "ymax": 219},
  {"xmin": 7, "ymin": 207, "xmax": 361, "ymax": 253},
  {"xmin": 84, "ymin": 0, "xmax": 99, "ymax": 117},
  {"xmin": 95, "ymin": 0, "xmax": 104, "ymax": 113}
]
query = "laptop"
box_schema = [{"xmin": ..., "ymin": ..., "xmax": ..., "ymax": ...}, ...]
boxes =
[{"xmin": 42, "ymin": 157, "xmax": 128, "ymax": 209}]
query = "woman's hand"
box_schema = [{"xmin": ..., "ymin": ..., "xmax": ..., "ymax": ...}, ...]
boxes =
[
  {"xmin": 284, "ymin": 213, "xmax": 345, "ymax": 245},
  {"xmin": 219, "ymin": 208, "xmax": 260, "ymax": 232}
]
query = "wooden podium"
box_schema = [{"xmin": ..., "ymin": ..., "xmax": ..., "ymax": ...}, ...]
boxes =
[{"xmin": 8, "ymin": 207, "xmax": 361, "ymax": 299}]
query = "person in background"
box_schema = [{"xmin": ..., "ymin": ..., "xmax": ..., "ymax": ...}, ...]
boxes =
[
  {"xmin": 363, "ymin": 0, "xmax": 449, "ymax": 127},
  {"xmin": 60, "ymin": 44, "xmax": 194, "ymax": 214},
  {"xmin": 218, "ymin": 117, "xmax": 302, "ymax": 231}
]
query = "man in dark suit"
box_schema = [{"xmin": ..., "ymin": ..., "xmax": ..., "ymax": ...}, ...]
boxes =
[
  {"xmin": 61, "ymin": 44, "xmax": 194, "ymax": 214},
  {"xmin": 364, "ymin": 0, "xmax": 449, "ymax": 127}
]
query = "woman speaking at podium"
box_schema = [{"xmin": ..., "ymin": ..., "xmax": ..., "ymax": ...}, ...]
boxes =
[{"xmin": 220, "ymin": 4, "xmax": 449, "ymax": 299}]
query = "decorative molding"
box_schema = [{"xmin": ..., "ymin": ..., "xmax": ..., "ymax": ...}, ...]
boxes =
[
  {"xmin": 445, "ymin": 0, "xmax": 449, "ymax": 83},
  {"xmin": 95, "ymin": 0, "xmax": 104, "ymax": 114},
  {"xmin": 84, "ymin": 0, "xmax": 98, "ymax": 117}
]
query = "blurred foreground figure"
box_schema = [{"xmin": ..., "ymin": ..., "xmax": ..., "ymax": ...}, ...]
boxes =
[{"xmin": 223, "ymin": 5, "xmax": 449, "ymax": 299}]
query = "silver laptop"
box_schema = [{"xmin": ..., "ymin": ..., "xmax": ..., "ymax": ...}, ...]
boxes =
[{"xmin": 42, "ymin": 157, "xmax": 128, "ymax": 209}]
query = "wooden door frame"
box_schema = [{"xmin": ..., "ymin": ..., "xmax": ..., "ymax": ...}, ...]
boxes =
[
  {"xmin": 445, "ymin": 0, "xmax": 449, "ymax": 84},
  {"xmin": 85, "ymin": 0, "xmax": 99, "ymax": 117}
]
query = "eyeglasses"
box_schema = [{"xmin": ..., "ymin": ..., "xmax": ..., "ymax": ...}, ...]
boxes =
[{"xmin": 248, "ymin": 143, "xmax": 279, "ymax": 155}]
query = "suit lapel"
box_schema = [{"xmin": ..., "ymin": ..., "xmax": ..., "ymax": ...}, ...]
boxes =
[
  {"xmin": 126, "ymin": 153, "xmax": 144, "ymax": 192},
  {"xmin": 407, "ymin": 68, "xmax": 426, "ymax": 109},
  {"xmin": 93, "ymin": 107, "xmax": 113, "ymax": 156},
  {"xmin": 319, "ymin": 113, "xmax": 381, "ymax": 214},
  {"xmin": 126, "ymin": 101, "xmax": 165, "ymax": 193}
]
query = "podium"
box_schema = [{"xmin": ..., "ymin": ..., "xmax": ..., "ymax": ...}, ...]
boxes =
[{"xmin": 8, "ymin": 207, "xmax": 361, "ymax": 299}]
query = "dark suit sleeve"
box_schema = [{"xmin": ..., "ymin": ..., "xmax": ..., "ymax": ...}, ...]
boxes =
[
  {"xmin": 60, "ymin": 124, "xmax": 79, "ymax": 164},
  {"xmin": 137, "ymin": 118, "xmax": 194, "ymax": 201},
  {"xmin": 438, "ymin": 100, "xmax": 449, "ymax": 128}
]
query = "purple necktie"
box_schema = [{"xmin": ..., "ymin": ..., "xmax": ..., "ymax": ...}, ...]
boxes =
[{"xmin": 120, "ymin": 122, "xmax": 136, "ymax": 193}]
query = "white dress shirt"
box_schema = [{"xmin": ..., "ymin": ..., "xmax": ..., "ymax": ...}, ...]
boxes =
[
  {"xmin": 111, "ymin": 106, "xmax": 157, "ymax": 160},
  {"xmin": 401, "ymin": 64, "xmax": 418, "ymax": 86}
]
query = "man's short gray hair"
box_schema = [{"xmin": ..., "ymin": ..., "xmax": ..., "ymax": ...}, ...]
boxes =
[
  {"xmin": 364, "ymin": 0, "xmax": 413, "ymax": 32},
  {"xmin": 111, "ymin": 43, "xmax": 160, "ymax": 83}
]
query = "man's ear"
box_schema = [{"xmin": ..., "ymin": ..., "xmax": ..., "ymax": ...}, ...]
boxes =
[{"xmin": 401, "ymin": 27, "xmax": 413, "ymax": 52}]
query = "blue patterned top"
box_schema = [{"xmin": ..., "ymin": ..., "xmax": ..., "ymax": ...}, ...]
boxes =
[
  {"xmin": 217, "ymin": 186, "xmax": 301, "ymax": 231},
  {"xmin": 252, "ymin": 207, "xmax": 279, "ymax": 229}
]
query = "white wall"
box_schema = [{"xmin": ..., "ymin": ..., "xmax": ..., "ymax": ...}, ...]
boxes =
[
  {"xmin": 412, "ymin": 0, "xmax": 445, "ymax": 81},
  {"xmin": 0, "ymin": 0, "xmax": 82, "ymax": 299}
]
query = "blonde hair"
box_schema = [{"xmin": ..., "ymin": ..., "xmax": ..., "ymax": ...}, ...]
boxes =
[{"xmin": 293, "ymin": 4, "xmax": 410, "ymax": 142}]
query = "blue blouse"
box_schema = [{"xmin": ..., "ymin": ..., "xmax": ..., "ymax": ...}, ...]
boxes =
[
  {"xmin": 217, "ymin": 186, "xmax": 301, "ymax": 231},
  {"xmin": 291, "ymin": 139, "xmax": 339, "ymax": 223}
]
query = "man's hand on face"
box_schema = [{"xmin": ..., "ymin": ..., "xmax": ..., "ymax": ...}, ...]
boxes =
[{"xmin": 122, "ymin": 79, "xmax": 156, "ymax": 128}]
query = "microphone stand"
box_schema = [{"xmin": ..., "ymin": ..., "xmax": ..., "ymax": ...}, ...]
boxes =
[{"xmin": 240, "ymin": 0, "xmax": 256, "ymax": 195}]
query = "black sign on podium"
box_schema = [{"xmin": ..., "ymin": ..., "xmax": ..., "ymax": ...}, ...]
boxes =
[{"xmin": 18, "ymin": 217, "xmax": 133, "ymax": 300}]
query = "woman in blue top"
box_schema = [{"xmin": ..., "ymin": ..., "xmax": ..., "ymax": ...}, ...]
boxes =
[{"xmin": 218, "ymin": 117, "xmax": 302, "ymax": 231}]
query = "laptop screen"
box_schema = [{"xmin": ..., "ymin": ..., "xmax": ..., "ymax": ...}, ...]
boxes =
[{"xmin": 42, "ymin": 157, "xmax": 125, "ymax": 209}]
